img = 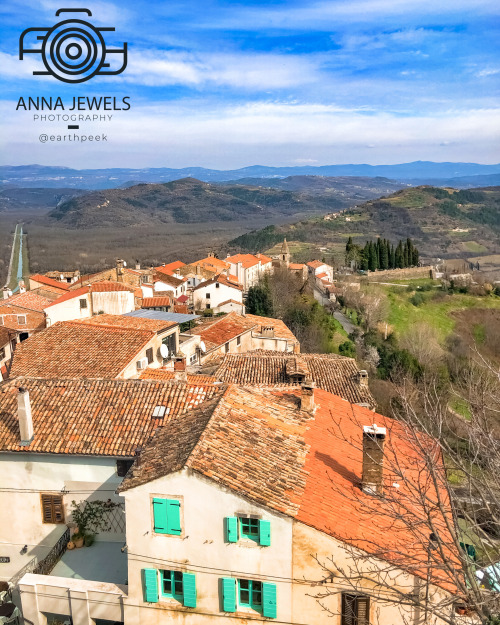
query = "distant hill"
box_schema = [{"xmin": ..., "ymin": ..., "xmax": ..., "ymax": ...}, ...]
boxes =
[
  {"xmin": 0, "ymin": 187, "xmax": 88, "ymax": 212},
  {"xmin": 44, "ymin": 177, "xmax": 354, "ymax": 228},
  {"xmin": 229, "ymin": 186, "xmax": 500, "ymax": 260},
  {"xmin": 1, "ymin": 162, "xmax": 499, "ymax": 189}
]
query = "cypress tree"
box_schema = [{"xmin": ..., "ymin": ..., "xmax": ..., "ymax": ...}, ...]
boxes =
[
  {"xmin": 346, "ymin": 236, "xmax": 353, "ymax": 252},
  {"xmin": 390, "ymin": 244, "xmax": 395, "ymax": 269},
  {"xmin": 412, "ymin": 247, "xmax": 419, "ymax": 266},
  {"xmin": 403, "ymin": 240, "xmax": 409, "ymax": 267},
  {"xmin": 395, "ymin": 241, "xmax": 404, "ymax": 268},
  {"xmin": 368, "ymin": 241, "xmax": 378, "ymax": 272},
  {"xmin": 380, "ymin": 239, "xmax": 389, "ymax": 269}
]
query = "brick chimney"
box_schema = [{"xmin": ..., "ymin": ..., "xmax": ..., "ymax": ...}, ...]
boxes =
[
  {"xmin": 173, "ymin": 353, "xmax": 187, "ymax": 382},
  {"xmin": 361, "ymin": 424, "xmax": 386, "ymax": 495},
  {"xmin": 18, "ymin": 388, "xmax": 34, "ymax": 446},
  {"xmin": 300, "ymin": 379, "xmax": 316, "ymax": 414},
  {"xmin": 357, "ymin": 370, "xmax": 369, "ymax": 387}
]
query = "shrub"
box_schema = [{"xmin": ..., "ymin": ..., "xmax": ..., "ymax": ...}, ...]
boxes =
[
  {"xmin": 410, "ymin": 292, "xmax": 425, "ymax": 306},
  {"xmin": 338, "ymin": 340, "xmax": 356, "ymax": 358}
]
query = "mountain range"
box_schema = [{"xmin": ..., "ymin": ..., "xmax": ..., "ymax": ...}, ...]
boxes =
[{"xmin": 1, "ymin": 162, "xmax": 499, "ymax": 190}]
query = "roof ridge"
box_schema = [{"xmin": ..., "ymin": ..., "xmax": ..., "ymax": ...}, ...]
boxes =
[{"xmin": 63, "ymin": 321, "xmax": 155, "ymax": 335}]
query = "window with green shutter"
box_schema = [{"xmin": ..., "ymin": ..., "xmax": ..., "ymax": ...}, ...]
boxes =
[
  {"xmin": 222, "ymin": 577, "xmax": 236, "ymax": 612},
  {"xmin": 225, "ymin": 516, "xmax": 238, "ymax": 543},
  {"xmin": 238, "ymin": 579, "xmax": 263, "ymax": 611},
  {"xmin": 262, "ymin": 582, "xmax": 277, "ymax": 618},
  {"xmin": 228, "ymin": 515, "xmax": 271, "ymax": 546},
  {"xmin": 153, "ymin": 497, "xmax": 181, "ymax": 535},
  {"xmin": 239, "ymin": 517, "xmax": 260, "ymax": 541},
  {"xmin": 142, "ymin": 568, "xmax": 159, "ymax": 603},
  {"xmin": 182, "ymin": 572, "xmax": 197, "ymax": 608},
  {"xmin": 259, "ymin": 519, "xmax": 271, "ymax": 546},
  {"xmin": 159, "ymin": 570, "xmax": 196, "ymax": 608}
]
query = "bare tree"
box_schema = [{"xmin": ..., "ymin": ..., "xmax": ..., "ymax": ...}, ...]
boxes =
[{"xmin": 313, "ymin": 364, "xmax": 500, "ymax": 625}]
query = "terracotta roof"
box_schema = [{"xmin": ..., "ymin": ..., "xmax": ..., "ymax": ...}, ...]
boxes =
[
  {"xmin": 9, "ymin": 322, "xmax": 155, "ymax": 379},
  {"xmin": 255, "ymin": 253, "xmax": 272, "ymax": 264},
  {"xmin": 0, "ymin": 303, "xmax": 46, "ymax": 332},
  {"xmin": 316, "ymin": 272, "xmax": 328, "ymax": 279},
  {"xmin": 244, "ymin": 314, "xmax": 299, "ymax": 344},
  {"xmin": 289, "ymin": 263, "xmax": 306, "ymax": 271},
  {"xmin": 76, "ymin": 314, "xmax": 177, "ymax": 333},
  {"xmin": 154, "ymin": 273, "xmax": 185, "ymax": 288},
  {"xmin": 0, "ymin": 327, "xmax": 12, "ymax": 346},
  {"xmin": 194, "ymin": 257, "xmax": 230, "ymax": 270},
  {"xmin": 216, "ymin": 299, "xmax": 245, "ymax": 307},
  {"xmin": 119, "ymin": 384, "xmax": 453, "ymax": 583},
  {"xmin": 156, "ymin": 261, "xmax": 186, "ymax": 275},
  {"xmin": 142, "ymin": 297, "xmax": 172, "ymax": 308},
  {"xmin": 29, "ymin": 274, "xmax": 70, "ymax": 291},
  {"xmin": 307, "ymin": 260, "xmax": 325, "ymax": 269},
  {"xmin": 140, "ymin": 368, "xmax": 218, "ymax": 385},
  {"xmin": 45, "ymin": 281, "xmax": 135, "ymax": 307},
  {"xmin": 191, "ymin": 312, "xmax": 256, "ymax": 351},
  {"xmin": 215, "ymin": 352, "xmax": 375, "ymax": 407},
  {"xmin": 176, "ymin": 295, "xmax": 189, "ymax": 304},
  {"xmin": 226, "ymin": 254, "xmax": 260, "ymax": 269},
  {"xmin": 193, "ymin": 274, "xmax": 243, "ymax": 292},
  {"xmin": 0, "ymin": 377, "xmax": 224, "ymax": 456},
  {"xmin": 5, "ymin": 292, "xmax": 52, "ymax": 312}
]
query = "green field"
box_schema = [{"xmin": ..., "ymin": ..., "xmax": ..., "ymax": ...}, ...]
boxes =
[{"xmin": 383, "ymin": 284, "xmax": 500, "ymax": 342}]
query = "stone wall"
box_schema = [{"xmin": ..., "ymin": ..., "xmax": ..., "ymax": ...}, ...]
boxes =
[{"xmin": 366, "ymin": 266, "xmax": 433, "ymax": 281}]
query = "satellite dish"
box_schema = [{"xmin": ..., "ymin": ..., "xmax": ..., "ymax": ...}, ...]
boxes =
[
  {"xmin": 123, "ymin": 261, "xmax": 127, "ymax": 267},
  {"xmin": 160, "ymin": 344, "xmax": 169, "ymax": 359},
  {"xmin": 199, "ymin": 341, "xmax": 206, "ymax": 353}
]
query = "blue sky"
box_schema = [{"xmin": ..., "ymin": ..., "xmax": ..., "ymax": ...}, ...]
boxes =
[{"xmin": 1, "ymin": 0, "xmax": 499, "ymax": 168}]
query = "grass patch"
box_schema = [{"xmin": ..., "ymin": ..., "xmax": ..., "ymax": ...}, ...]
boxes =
[
  {"xmin": 460, "ymin": 241, "xmax": 488, "ymax": 253},
  {"xmin": 8, "ymin": 225, "xmax": 21, "ymax": 291},
  {"xmin": 449, "ymin": 398, "xmax": 472, "ymax": 421},
  {"xmin": 472, "ymin": 323, "xmax": 486, "ymax": 344}
]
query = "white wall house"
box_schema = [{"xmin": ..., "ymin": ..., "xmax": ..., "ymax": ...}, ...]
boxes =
[
  {"xmin": 192, "ymin": 275, "xmax": 243, "ymax": 312},
  {"xmin": 226, "ymin": 253, "xmax": 273, "ymax": 292},
  {"xmin": 44, "ymin": 283, "xmax": 136, "ymax": 325}
]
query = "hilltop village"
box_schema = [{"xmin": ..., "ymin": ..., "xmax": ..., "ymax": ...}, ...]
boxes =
[{"xmin": 0, "ymin": 239, "xmax": 498, "ymax": 625}]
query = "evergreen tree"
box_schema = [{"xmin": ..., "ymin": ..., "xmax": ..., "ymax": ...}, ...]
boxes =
[
  {"xmin": 359, "ymin": 242, "xmax": 369, "ymax": 270},
  {"xmin": 412, "ymin": 247, "xmax": 419, "ymax": 266},
  {"xmin": 246, "ymin": 285, "xmax": 273, "ymax": 316},
  {"xmin": 380, "ymin": 239, "xmax": 389, "ymax": 270},
  {"xmin": 368, "ymin": 241, "xmax": 378, "ymax": 272},
  {"xmin": 403, "ymin": 241, "xmax": 409, "ymax": 267},
  {"xmin": 390, "ymin": 244, "xmax": 395, "ymax": 269},
  {"xmin": 346, "ymin": 236, "xmax": 353, "ymax": 253},
  {"xmin": 395, "ymin": 241, "xmax": 404, "ymax": 268}
]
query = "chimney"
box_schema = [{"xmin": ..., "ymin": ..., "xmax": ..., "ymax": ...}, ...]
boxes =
[
  {"xmin": 300, "ymin": 379, "xmax": 316, "ymax": 414},
  {"xmin": 135, "ymin": 260, "xmax": 141, "ymax": 271},
  {"xmin": 173, "ymin": 353, "xmax": 187, "ymax": 382},
  {"xmin": 116, "ymin": 259, "xmax": 124, "ymax": 282},
  {"xmin": 361, "ymin": 424, "xmax": 386, "ymax": 495},
  {"xmin": 357, "ymin": 370, "xmax": 369, "ymax": 387},
  {"xmin": 3, "ymin": 287, "xmax": 12, "ymax": 300},
  {"xmin": 18, "ymin": 280, "xmax": 26, "ymax": 294},
  {"xmin": 18, "ymin": 388, "xmax": 34, "ymax": 446}
]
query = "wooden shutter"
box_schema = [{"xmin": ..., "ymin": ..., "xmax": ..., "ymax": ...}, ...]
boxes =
[
  {"xmin": 153, "ymin": 498, "xmax": 168, "ymax": 533},
  {"xmin": 41, "ymin": 494, "xmax": 64, "ymax": 524},
  {"xmin": 262, "ymin": 582, "xmax": 277, "ymax": 618},
  {"xmin": 142, "ymin": 568, "xmax": 159, "ymax": 603},
  {"xmin": 182, "ymin": 572, "xmax": 197, "ymax": 608},
  {"xmin": 146, "ymin": 347, "xmax": 154, "ymax": 364},
  {"xmin": 259, "ymin": 519, "xmax": 271, "ymax": 546},
  {"xmin": 222, "ymin": 578, "xmax": 236, "ymax": 612},
  {"xmin": 357, "ymin": 596, "xmax": 370, "ymax": 625},
  {"xmin": 342, "ymin": 594, "xmax": 356, "ymax": 625},
  {"xmin": 225, "ymin": 517, "xmax": 238, "ymax": 543},
  {"xmin": 166, "ymin": 499, "xmax": 182, "ymax": 535}
]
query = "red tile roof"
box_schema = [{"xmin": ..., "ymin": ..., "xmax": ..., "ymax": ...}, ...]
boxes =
[
  {"xmin": 176, "ymin": 295, "xmax": 189, "ymax": 304},
  {"xmin": 156, "ymin": 261, "xmax": 186, "ymax": 275},
  {"xmin": 226, "ymin": 253, "xmax": 260, "ymax": 269},
  {"xmin": 154, "ymin": 273, "xmax": 185, "ymax": 288},
  {"xmin": 140, "ymin": 368, "xmax": 218, "ymax": 385},
  {"xmin": 29, "ymin": 274, "xmax": 70, "ymax": 291},
  {"xmin": 77, "ymin": 314, "xmax": 177, "ymax": 332},
  {"xmin": 194, "ymin": 257, "xmax": 230, "ymax": 270},
  {"xmin": 307, "ymin": 260, "xmax": 325, "ymax": 269},
  {"xmin": 289, "ymin": 263, "xmax": 306, "ymax": 271},
  {"xmin": 9, "ymin": 322, "xmax": 155, "ymax": 379},
  {"xmin": 0, "ymin": 303, "xmax": 46, "ymax": 332},
  {"xmin": 5, "ymin": 292, "xmax": 52, "ymax": 312},
  {"xmin": 244, "ymin": 314, "xmax": 299, "ymax": 344},
  {"xmin": 142, "ymin": 297, "xmax": 172, "ymax": 308},
  {"xmin": 0, "ymin": 377, "xmax": 224, "ymax": 456},
  {"xmin": 191, "ymin": 312, "xmax": 257, "ymax": 351},
  {"xmin": 215, "ymin": 352, "xmax": 375, "ymax": 407},
  {"xmin": 120, "ymin": 384, "xmax": 454, "ymax": 583},
  {"xmin": 193, "ymin": 274, "xmax": 243, "ymax": 292},
  {"xmin": 45, "ymin": 281, "xmax": 136, "ymax": 307}
]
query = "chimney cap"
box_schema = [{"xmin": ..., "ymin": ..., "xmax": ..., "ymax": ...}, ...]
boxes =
[
  {"xmin": 363, "ymin": 424, "xmax": 386, "ymax": 437},
  {"xmin": 18, "ymin": 387, "xmax": 27, "ymax": 394}
]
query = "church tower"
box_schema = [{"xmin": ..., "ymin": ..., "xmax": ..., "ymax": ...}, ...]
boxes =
[{"xmin": 280, "ymin": 237, "xmax": 290, "ymax": 268}]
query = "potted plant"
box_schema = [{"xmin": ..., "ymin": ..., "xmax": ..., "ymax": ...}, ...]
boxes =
[{"xmin": 70, "ymin": 499, "xmax": 120, "ymax": 547}]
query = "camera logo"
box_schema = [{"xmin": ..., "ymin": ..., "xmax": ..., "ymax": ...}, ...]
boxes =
[{"xmin": 19, "ymin": 8, "xmax": 127, "ymax": 83}]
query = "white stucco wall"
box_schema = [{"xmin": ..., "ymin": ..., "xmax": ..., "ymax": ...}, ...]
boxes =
[
  {"xmin": 92, "ymin": 291, "xmax": 135, "ymax": 315},
  {"xmin": 193, "ymin": 282, "xmax": 242, "ymax": 311},
  {"xmin": 44, "ymin": 294, "xmax": 92, "ymax": 325},
  {"xmin": 122, "ymin": 468, "xmax": 293, "ymax": 624}
]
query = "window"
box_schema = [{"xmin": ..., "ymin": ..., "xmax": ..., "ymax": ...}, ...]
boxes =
[
  {"xmin": 0, "ymin": 316, "xmax": 3, "ymax": 326},
  {"xmin": 206, "ymin": 292, "xmax": 211, "ymax": 298},
  {"xmin": 206, "ymin": 303, "xmax": 211, "ymax": 310},
  {"xmin": 237, "ymin": 336, "xmax": 241, "ymax": 346},
  {"xmin": 79, "ymin": 298, "xmax": 88, "ymax": 309},
  {"xmin": 0, "ymin": 347, "xmax": 5, "ymax": 360},
  {"xmin": 41, "ymin": 494, "xmax": 64, "ymax": 524},
  {"xmin": 161, "ymin": 570, "xmax": 184, "ymax": 601},
  {"xmin": 341, "ymin": 594, "xmax": 370, "ymax": 625},
  {"xmin": 161, "ymin": 333, "xmax": 176, "ymax": 362},
  {"xmin": 146, "ymin": 347, "xmax": 154, "ymax": 364},
  {"xmin": 142, "ymin": 569, "xmax": 196, "ymax": 607},
  {"xmin": 225, "ymin": 342, "xmax": 230, "ymax": 353},
  {"xmin": 116, "ymin": 459, "xmax": 134, "ymax": 477},
  {"xmin": 225, "ymin": 516, "xmax": 271, "ymax": 546},
  {"xmin": 189, "ymin": 354, "xmax": 197, "ymax": 364},
  {"xmin": 153, "ymin": 498, "xmax": 181, "ymax": 535},
  {"xmin": 216, "ymin": 283, "xmax": 220, "ymax": 288},
  {"xmin": 221, "ymin": 578, "xmax": 276, "ymax": 618},
  {"xmin": 17, "ymin": 315, "xmax": 26, "ymax": 325},
  {"xmin": 238, "ymin": 579, "xmax": 262, "ymax": 610}
]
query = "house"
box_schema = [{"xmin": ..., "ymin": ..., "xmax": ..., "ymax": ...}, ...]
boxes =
[
  {"xmin": 0, "ymin": 327, "xmax": 15, "ymax": 381},
  {"xmin": 213, "ymin": 299, "xmax": 246, "ymax": 315},
  {"xmin": 0, "ymin": 296, "xmax": 48, "ymax": 344},
  {"xmin": 28, "ymin": 274, "xmax": 70, "ymax": 296},
  {"xmin": 155, "ymin": 261, "xmax": 186, "ymax": 276},
  {"xmin": 307, "ymin": 260, "xmax": 333, "ymax": 281},
  {"xmin": 17, "ymin": 382, "xmax": 456, "ymax": 625},
  {"xmin": 9, "ymin": 316, "xmax": 179, "ymax": 379},
  {"xmin": 141, "ymin": 296, "xmax": 173, "ymax": 312},
  {"xmin": 225, "ymin": 253, "xmax": 273, "ymax": 291},
  {"xmin": 189, "ymin": 312, "xmax": 299, "ymax": 363},
  {"xmin": 44, "ymin": 270, "xmax": 81, "ymax": 285},
  {"xmin": 192, "ymin": 274, "xmax": 243, "ymax": 312},
  {"xmin": 151, "ymin": 273, "xmax": 188, "ymax": 299},
  {"xmin": 44, "ymin": 281, "xmax": 138, "ymax": 325},
  {"xmin": 0, "ymin": 376, "xmax": 223, "ymax": 589},
  {"xmin": 214, "ymin": 351, "xmax": 375, "ymax": 408}
]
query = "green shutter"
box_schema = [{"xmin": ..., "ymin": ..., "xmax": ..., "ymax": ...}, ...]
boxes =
[
  {"xmin": 225, "ymin": 517, "xmax": 238, "ymax": 543},
  {"xmin": 222, "ymin": 578, "xmax": 236, "ymax": 612},
  {"xmin": 262, "ymin": 582, "xmax": 277, "ymax": 618},
  {"xmin": 152, "ymin": 498, "xmax": 168, "ymax": 534},
  {"xmin": 259, "ymin": 519, "xmax": 271, "ymax": 546},
  {"xmin": 142, "ymin": 568, "xmax": 158, "ymax": 603},
  {"xmin": 183, "ymin": 572, "xmax": 197, "ymax": 608},
  {"xmin": 166, "ymin": 499, "xmax": 182, "ymax": 535}
]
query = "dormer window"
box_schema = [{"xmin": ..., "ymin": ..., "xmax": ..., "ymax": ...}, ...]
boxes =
[{"xmin": 17, "ymin": 315, "xmax": 26, "ymax": 325}]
